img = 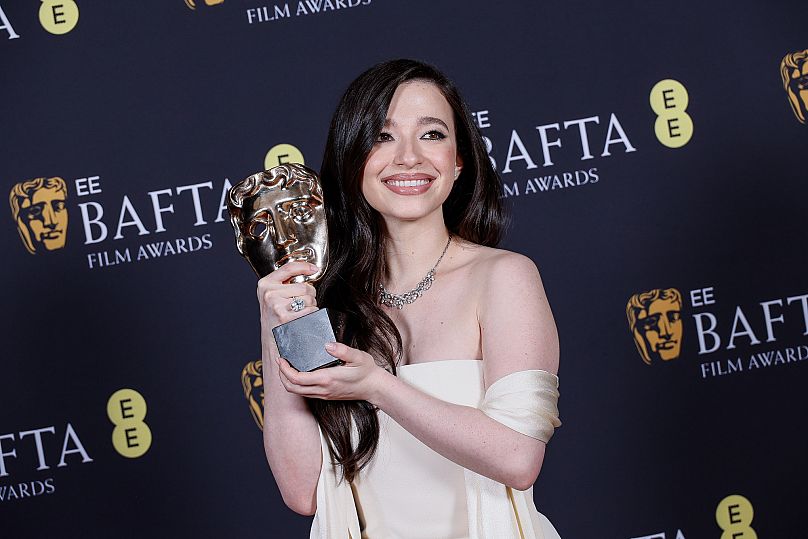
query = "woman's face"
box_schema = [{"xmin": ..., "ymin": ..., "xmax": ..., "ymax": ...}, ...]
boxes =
[{"xmin": 361, "ymin": 80, "xmax": 461, "ymax": 224}]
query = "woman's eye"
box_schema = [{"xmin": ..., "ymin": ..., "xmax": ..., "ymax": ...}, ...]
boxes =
[
  {"xmin": 422, "ymin": 130, "xmax": 447, "ymax": 140},
  {"xmin": 376, "ymin": 132, "xmax": 393, "ymax": 143}
]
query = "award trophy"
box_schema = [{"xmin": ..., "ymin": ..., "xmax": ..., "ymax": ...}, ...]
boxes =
[{"xmin": 227, "ymin": 163, "xmax": 340, "ymax": 372}]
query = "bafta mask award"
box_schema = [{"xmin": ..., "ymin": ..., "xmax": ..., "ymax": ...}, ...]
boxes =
[{"xmin": 227, "ymin": 163, "xmax": 340, "ymax": 372}]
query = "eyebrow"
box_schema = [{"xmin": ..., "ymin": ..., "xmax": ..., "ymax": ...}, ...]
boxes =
[{"xmin": 384, "ymin": 116, "xmax": 450, "ymax": 130}]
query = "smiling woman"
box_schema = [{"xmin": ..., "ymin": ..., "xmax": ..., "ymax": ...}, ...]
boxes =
[
  {"xmin": 361, "ymin": 81, "xmax": 462, "ymax": 223},
  {"xmin": 257, "ymin": 59, "xmax": 562, "ymax": 539}
]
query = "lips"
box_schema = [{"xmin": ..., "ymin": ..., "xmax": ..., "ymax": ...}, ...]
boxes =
[
  {"xmin": 381, "ymin": 173, "xmax": 435, "ymax": 195},
  {"xmin": 656, "ymin": 340, "xmax": 678, "ymax": 350}
]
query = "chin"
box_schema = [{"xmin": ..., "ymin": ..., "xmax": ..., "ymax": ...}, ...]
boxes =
[{"xmin": 376, "ymin": 201, "xmax": 446, "ymax": 222}]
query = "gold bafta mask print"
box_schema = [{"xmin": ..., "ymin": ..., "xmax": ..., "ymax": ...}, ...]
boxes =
[
  {"xmin": 241, "ymin": 360, "xmax": 264, "ymax": 430},
  {"xmin": 626, "ymin": 288, "xmax": 683, "ymax": 365},
  {"xmin": 781, "ymin": 48, "xmax": 808, "ymax": 124},
  {"xmin": 184, "ymin": 0, "xmax": 224, "ymax": 10},
  {"xmin": 228, "ymin": 164, "xmax": 328, "ymax": 281},
  {"xmin": 9, "ymin": 177, "xmax": 68, "ymax": 255}
]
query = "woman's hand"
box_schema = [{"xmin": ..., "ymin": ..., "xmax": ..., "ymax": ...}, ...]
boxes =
[
  {"xmin": 277, "ymin": 342, "xmax": 389, "ymax": 403},
  {"xmin": 257, "ymin": 261, "xmax": 320, "ymax": 329}
]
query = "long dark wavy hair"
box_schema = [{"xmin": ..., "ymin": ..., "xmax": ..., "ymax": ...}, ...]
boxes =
[{"xmin": 311, "ymin": 58, "xmax": 507, "ymax": 482}]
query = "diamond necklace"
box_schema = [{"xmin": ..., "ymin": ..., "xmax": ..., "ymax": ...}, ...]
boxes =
[{"xmin": 379, "ymin": 234, "xmax": 452, "ymax": 310}]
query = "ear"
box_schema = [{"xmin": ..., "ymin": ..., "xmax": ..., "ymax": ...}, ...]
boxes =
[{"xmin": 454, "ymin": 155, "xmax": 463, "ymax": 180}]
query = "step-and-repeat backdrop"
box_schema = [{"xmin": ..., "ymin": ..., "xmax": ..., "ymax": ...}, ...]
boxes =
[{"xmin": 2, "ymin": 1, "xmax": 806, "ymax": 537}]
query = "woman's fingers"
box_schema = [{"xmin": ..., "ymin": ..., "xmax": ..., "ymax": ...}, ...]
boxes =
[
  {"xmin": 275, "ymin": 282, "xmax": 317, "ymax": 299},
  {"xmin": 324, "ymin": 342, "xmax": 367, "ymax": 365},
  {"xmin": 277, "ymin": 358, "xmax": 330, "ymax": 398},
  {"xmin": 260, "ymin": 282, "xmax": 316, "ymax": 302},
  {"xmin": 278, "ymin": 368, "xmax": 321, "ymax": 397},
  {"xmin": 277, "ymin": 358, "xmax": 327, "ymax": 386},
  {"xmin": 276, "ymin": 349, "xmax": 381, "ymax": 401},
  {"xmin": 264, "ymin": 261, "xmax": 319, "ymax": 285}
]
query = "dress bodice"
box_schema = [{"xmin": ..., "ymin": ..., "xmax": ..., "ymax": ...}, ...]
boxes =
[
  {"xmin": 309, "ymin": 359, "xmax": 562, "ymax": 539},
  {"xmin": 352, "ymin": 360, "xmax": 485, "ymax": 539}
]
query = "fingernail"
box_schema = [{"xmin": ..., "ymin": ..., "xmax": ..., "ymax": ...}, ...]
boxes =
[{"xmin": 325, "ymin": 342, "xmax": 336, "ymax": 352}]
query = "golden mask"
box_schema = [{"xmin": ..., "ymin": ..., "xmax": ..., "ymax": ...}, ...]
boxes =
[
  {"xmin": 781, "ymin": 48, "xmax": 808, "ymax": 124},
  {"xmin": 9, "ymin": 177, "xmax": 69, "ymax": 255},
  {"xmin": 227, "ymin": 164, "xmax": 328, "ymax": 282},
  {"xmin": 626, "ymin": 288, "xmax": 683, "ymax": 365}
]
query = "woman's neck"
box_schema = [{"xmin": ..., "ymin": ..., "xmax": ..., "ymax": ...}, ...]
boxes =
[{"xmin": 382, "ymin": 213, "xmax": 451, "ymax": 292}]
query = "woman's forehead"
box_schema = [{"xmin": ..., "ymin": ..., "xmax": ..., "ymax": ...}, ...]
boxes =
[{"xmin": 386, "ymin": 81, "xmax": 453, "ymax": 124}]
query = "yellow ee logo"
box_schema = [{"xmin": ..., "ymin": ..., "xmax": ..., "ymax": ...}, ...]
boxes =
[
  {"xmin": 107, "ymin": 389, "xmax": 152, "ymax": 458},
  {"xmin": 265, "ymin": 143, "xmax": 305, "ymax": 170},
  {"xmin": 39, "ymin": 0, "xmax": 79, "ymax": 35},
  {"xmin": 650, "ymin": 79, "xmax": 693, "ymax": 148},
  {"xmin": 716, "ymin": 494, "xmax": 757, "ymax": 539}
]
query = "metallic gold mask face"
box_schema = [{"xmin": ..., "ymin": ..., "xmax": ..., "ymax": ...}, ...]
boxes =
[
  {"xmin": 781, "ymin": 48, "xmax": 808, "ymax": 124},
  {"xmin": 228, "ymin": 164, "xmax": 328, "ymax": 281},
  {"xmin": 9, "ymin": 177, "xmax": 69, "ymax": 255},
  {"xmin": 626, "ymin": 288, "xmax": 683, "ymax": 365}
]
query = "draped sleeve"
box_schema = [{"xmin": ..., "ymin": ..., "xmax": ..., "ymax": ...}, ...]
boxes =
[
  {"xmin": 479, "ymin": 369, "xmax": 561, "ymax": 443},
  {"xmin": 464, "ymin": 369, "xmax": 562, "ymax": 539}
]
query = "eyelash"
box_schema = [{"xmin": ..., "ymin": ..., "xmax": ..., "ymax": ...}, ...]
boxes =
[
  {"xmin": 423, "ymin": 130, "xmax": 447, "ymax": 140},
  {"xmin": 375, "ymin": 130, "xmax": 447, "ymax": 143}
]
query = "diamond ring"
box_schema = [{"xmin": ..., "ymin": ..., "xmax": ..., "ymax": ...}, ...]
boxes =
[{"xmin": 290, "ymin": 297, "xmax": 306, "ymax": 312}]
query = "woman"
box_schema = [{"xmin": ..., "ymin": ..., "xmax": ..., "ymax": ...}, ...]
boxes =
[{"xmin": 258, "ymin": 59, "xmax": 562, "ymax": 539}]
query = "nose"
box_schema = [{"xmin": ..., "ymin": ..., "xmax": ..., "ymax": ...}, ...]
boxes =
[
  {"xmin": 272, "ymin": 217, "xmax": 296, "ymax": 249},
  {"xmin": 393, "ymin": 136, "xmax": 423, "ymax": 168},
  {"xmin": 42, "ymin": 204, "xmax": 57, "ymax": 228},
  {"xmin": 658, "ymin": 316, "xmax": 672, "ymax": 339}
]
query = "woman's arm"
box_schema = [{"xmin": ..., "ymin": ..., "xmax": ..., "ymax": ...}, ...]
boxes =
[
  {"xmin": 278, "ymin": 252, "xmax": 559, "ymax": 490},
  {"xmin": 259, "ymin": 261, "xmax": 324, "ymax": 515}
]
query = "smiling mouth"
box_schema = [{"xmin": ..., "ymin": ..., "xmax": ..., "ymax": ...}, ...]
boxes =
[
  {"xmin": 274, "ymin": 247, "xmax": 315, "ymax": 269},
  {"xmin": 384, "ymin": 178, "xmax": 432, "ymax": 187},
  {"xmin": 381, "ymin": 174, "xmax": 436, "ymax": 195}
]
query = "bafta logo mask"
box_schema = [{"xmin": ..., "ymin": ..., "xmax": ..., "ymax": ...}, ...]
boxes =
[
  {"xmin": 9, "ymin": 177, "xmax": 69, "ymax": 254},
  {"xmin": 781, "ymin": 48, "xmax": 808, "ymax": 124},
  {"xmin": 227, "ymin": 164, "xmax": 328, "ymax": 281},
  {"xmin": 626, "ymin": 288, "xmax": 683, "ymax": 365},
  {"xmin": 241, "ymin": 360, "xmax": 264, "ymax": 430},
  {"xmin": 184, "ymin": 0, "xmax": 224, "ymax": 9}
]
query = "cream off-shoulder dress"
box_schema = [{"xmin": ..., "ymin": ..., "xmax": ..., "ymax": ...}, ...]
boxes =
[{"xmin": 310, "ymin": 359, "xmax": 562, "ymax": 539}]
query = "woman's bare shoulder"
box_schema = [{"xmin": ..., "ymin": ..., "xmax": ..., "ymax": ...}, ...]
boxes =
[
  {"xmin": 452, "ymin": 239, "xmax": 541, "ymax": 284},
  {"xmin": 454, "ymin": 241, "xmax": 558, "ymax": 377}
]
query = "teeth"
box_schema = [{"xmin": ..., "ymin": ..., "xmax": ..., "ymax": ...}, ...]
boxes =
[{"xmin": 386, "ymin": 179, "xmax": 430, "ymax": 187}]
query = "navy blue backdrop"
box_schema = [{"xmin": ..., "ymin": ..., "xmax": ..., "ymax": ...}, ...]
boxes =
[{"xmin": 2, "ymin": 1, "xmax": 807, "ymax": 537}]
